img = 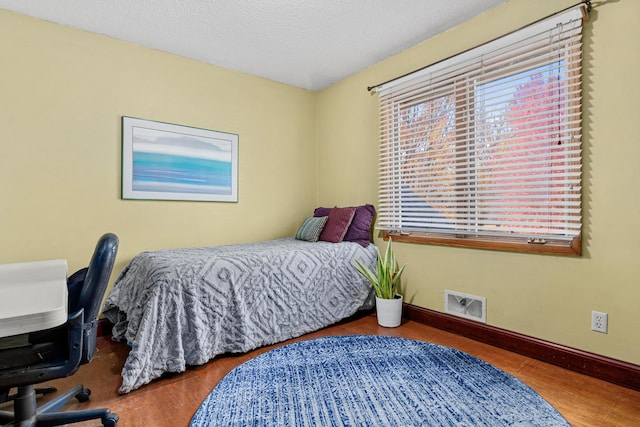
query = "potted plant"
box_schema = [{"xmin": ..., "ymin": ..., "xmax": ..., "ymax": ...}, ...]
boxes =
[{"xmin": 354, "ymin": 238, "xmax": 406, "ymax": 327}]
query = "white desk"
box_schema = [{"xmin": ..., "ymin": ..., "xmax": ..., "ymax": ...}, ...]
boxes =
[{"xmin": 0, "ymin": 259, "xmax": 68, "ymax": 338}]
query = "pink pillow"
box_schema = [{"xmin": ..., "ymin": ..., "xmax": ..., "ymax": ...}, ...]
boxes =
[{"xmin": 319, "ymin": 207, "xmax": 356, "ymax": 243}]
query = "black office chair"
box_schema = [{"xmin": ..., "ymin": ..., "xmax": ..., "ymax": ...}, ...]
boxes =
[{"xmin": 0, "ymin": 233, "xmax": 119, "ymax": 427}]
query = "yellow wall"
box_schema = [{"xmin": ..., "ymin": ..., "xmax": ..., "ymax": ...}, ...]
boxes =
[
  {"xmin": 2, "ymin": 0, "xmax": 639, "ymax": 366},
  {"xmin": 316, "ymin": 0, "xmax": 640, "ymax": 364},
  {"xmin": 0, "ymin": 10, "xmax": 317, "ymax": 281}
]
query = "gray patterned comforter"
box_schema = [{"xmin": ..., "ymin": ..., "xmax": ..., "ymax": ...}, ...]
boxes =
[{"xmin": 102, "ymin": 238, "xmax": 377, "ymax": 394}]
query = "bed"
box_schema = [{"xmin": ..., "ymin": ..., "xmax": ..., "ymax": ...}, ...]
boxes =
[{"xmin": 102, "ymin": 237, "xmax": 377, "ymax": 394}]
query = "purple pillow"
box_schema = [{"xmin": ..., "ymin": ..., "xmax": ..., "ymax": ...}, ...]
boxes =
[
  {"xmin": 343, "ymin": 204, "xmax": 376, "ymax": 247},
  {"xmin": 314, "ymin": 204, "xmax": 376, "ymax": 247},
  {"xmin": 319, "ymin": 207, "xmax": 356, "ymax": 243},
  {"xmin": 314, "ymin": 207, "xmax": 331, "ymax": 217}
]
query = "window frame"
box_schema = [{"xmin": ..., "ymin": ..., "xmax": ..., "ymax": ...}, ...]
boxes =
[{"xmin": 375, "ymin": 7, "xmax": 585, "ymax": 257}]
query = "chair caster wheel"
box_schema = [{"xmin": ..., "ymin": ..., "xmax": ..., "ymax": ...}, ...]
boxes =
[
  {"xmin": 102, "ymin": 412, "xmax": 119, "ymax": 427},
  {"xmin": 75, "ymin": 387, "xmax": 91, "ymax": 402}
]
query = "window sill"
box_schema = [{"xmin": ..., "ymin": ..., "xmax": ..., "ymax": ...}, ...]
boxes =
[{"xmin": 382, "ymin": 231, "xmax": 581, "ymax": 256}]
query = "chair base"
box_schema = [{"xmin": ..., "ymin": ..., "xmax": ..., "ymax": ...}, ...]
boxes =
[
  {"xmin": 1, "ymin": 387, "xmax": 57, "ymax": 405},
  {"xmin": 0, "ymin": 384, "xmax": 118, "ymax": 427}
]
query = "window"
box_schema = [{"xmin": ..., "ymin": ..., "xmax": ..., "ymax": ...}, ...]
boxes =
[{"xmin": 375, "ymin": 6, "xmax": 585, "ymax": 256}]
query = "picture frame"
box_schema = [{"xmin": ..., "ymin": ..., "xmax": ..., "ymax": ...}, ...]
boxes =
[{"xmin": 122, "ymin": 116, "xmax": 238, "ymax": 202}]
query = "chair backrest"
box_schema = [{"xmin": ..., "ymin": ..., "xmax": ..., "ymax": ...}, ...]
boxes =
[
  {"xmin": 77, "ymin": 233, "xmax": 119, "ymax": 320},
  {"xmin": 76, "ymin": 233, "xmax": 119, "ymax": 363}
]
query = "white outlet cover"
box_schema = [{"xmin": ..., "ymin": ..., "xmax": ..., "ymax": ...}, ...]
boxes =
[
  {"xmin": 591, "ymin": 310, "xmax": 608, "ymax": 334},
  {"xmin": 445, "ymin": 290, "xmax": 486, "ymax": 323}
]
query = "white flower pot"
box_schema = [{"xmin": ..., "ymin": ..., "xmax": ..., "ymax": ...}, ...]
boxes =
[{"xmin": 375, "ymin": 294, "xmax": 403, "ymax": 327}]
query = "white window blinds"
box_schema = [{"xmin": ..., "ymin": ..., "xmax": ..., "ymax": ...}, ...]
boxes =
[{"xmin": 376, "ymin": 6, "xmax": 585, "ymax": 252}]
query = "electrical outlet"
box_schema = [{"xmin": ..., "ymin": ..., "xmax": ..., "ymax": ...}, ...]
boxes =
[{"xmin": 591, "ymin": 310, "xmax": 608, "ymax": 334}]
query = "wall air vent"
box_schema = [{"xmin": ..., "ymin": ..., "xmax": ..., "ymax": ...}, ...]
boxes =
[{"xmin": 444, "ymin": 290, "xmax": 486, "ymax": 323}]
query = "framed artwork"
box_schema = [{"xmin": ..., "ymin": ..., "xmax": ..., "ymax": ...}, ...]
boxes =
[{"xmin": 122, "ymin": 116, "xmax": 238, "ymax": 202}]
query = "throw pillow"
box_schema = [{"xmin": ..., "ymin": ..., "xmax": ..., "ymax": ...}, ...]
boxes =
[
  {"xmin": 343, "ymin": 204, "xmax": 376, "ymax": 247},
  {"xmin": 315, "ymin": 204, "xmax": 376, "ymax": 247},
  {"xmin": 295, "ymin": 216, "xmax": 328, "ymax": 242},
  {"xmin": 313, "ymin": 207, "xmax": 331, "ymax": 217},
  {"xmin": 319, "ymin": 207, "xmax": 356, "ymax": 243}
]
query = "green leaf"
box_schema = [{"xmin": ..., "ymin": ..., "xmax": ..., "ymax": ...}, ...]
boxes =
[{"xmin": 354, "ymin": 237, "xmax": 406, "ymax": 300}]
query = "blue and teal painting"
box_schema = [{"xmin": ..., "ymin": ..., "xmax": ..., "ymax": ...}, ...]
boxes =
[{"xmin": 131, "ymin": 127, "xmax": 233, "ymax": 195}]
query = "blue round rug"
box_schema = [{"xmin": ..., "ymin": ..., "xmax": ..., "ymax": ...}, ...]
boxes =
[{"xmin": 191, "ymin": 335, "xmax": 569, "ymax": 426}]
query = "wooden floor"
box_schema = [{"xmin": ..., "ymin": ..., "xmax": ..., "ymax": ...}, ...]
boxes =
[{"xmin": 2, "ymin": 313, "xmax": 639, "ymax": 426}]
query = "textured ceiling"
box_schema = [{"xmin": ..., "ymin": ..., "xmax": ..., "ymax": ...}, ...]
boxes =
[{"xmin": 0, "ymin": 0, "xmax": 506, "ymax": 91}]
